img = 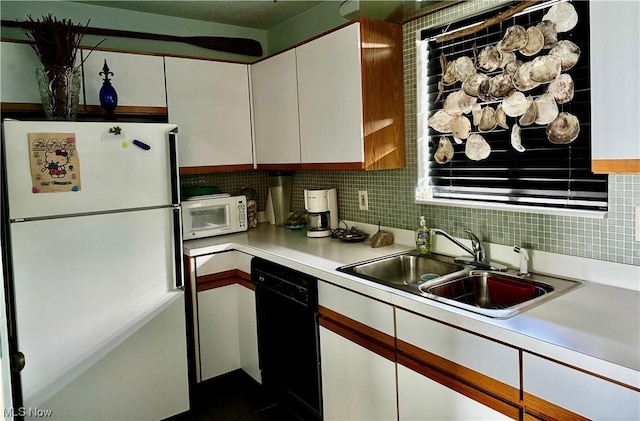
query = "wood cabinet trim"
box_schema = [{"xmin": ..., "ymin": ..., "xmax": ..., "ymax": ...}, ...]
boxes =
[
  {"xmin": 179, "ymin": 164, "xmax": 254, "ymax": 175},
  {"xmin": 359, "ymin": 18, "xmax": 405, "ymax": 170},
  {"xmin": 196, "ymin": 269, "xmax": 253, "ymax": 292},
  {"xmin": 397, "ymin": 353, "xmax": 521, "ymax": 420},
  {"xmin": 1, "ymin": 102, "xmax": 168, "ymax": 116},
  {"xmin": 319, "ymin": 305, "xmax": 395, "ymax": 362},
  {"xmin": 301, "ymin": 162, "xmax": 365, "ymax": 171},
  {"xmin": 396, "ymin": 338, "xmax": 520, "ymax": 404},
  {"xmin": 523, "ymin": 392, "xmax": 590, "ymax": 421},
  {"xmin": 255, "ymin": 163, "xmax": 304, "ymax": 171},
  {"xmin": 592, "ymin": 159, "xmax": 640, "ymax": 174}
]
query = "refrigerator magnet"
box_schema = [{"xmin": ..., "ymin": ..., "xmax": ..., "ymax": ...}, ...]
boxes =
[
  {"xmin": 132, "ymin": 139, "xmax": 151, "ymax": 150},
  {"xmin": 102, "ymin": 126, "xmax": 125, "ymax": 142},
  {"xmin": 28, "ymin": 133, "xmax": 82, "ymax": 193}
]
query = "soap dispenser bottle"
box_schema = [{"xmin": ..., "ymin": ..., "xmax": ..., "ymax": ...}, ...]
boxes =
[{"xmin": 416, "ymin": 216, "xmax": 430, "ymax": 254}]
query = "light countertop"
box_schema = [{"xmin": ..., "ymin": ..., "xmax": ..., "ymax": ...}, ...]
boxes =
[{"xmin": 183, "ymin": 223, "xmax": 640, "ymax": 388}]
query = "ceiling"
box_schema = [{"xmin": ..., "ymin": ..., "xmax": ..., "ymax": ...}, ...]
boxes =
[
  {"xmin": 75, "ymin": 1, "xmax": 456, "ymax": 30},
  {"xmin": 76, "ymin": 1, "xmax": 326, "ymax": 30}
]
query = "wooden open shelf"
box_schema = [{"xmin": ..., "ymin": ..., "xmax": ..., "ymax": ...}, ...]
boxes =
[{"xmin": 1, "ymin": 102, "xmax": 168, "ymax": 122}]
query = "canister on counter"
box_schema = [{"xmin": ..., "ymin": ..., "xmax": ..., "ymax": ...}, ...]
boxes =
[{"xmin": 239, "ymin": 187, "xmax": 258, "ymax": 228}]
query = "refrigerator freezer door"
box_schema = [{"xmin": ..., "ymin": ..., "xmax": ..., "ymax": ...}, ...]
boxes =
[
  {"xmin": 3, "ymin": 121, "xmax": 178, "ymax": 220},
  {"xmin": 10, "ymin": 208, "xmax": 188, "ymax": 419}
]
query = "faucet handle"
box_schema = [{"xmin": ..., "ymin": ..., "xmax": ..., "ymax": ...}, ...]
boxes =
[{"xmin": 464, "ymin": 229, "xmax": 485, "ymax": 262}]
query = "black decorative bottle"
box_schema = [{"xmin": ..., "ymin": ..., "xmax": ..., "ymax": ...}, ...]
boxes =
[{"xmin": 99, "ymin": 59, "xmax": 118, "ymax": 119}]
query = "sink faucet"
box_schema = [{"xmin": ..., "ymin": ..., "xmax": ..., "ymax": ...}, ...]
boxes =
[
  {"xmin": 513, "ymin": 246, "xmax": 530, "ymax": 277},
  {"xmin": 429, "ymin": 228, "xmax": 485, "ymax": 263}
]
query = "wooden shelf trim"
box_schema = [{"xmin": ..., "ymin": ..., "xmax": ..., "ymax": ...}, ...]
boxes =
[
  {"xmin": 196, "ymin": 269, "xmax": 253, "ymax": 292},
  {"xmin": 396, "ymin": 338, "xmax": 521, "ymax": 405},
  {"xmin": 1, "ymin": 102, "xmax": 167, "ymax": 116},
  {"xmin": 592, "ymin": 159, "xmax": 640, "ymax": 174},
  {"xmin": 318, "ymin": 305, "xmax": 395, "ymax": 362}
]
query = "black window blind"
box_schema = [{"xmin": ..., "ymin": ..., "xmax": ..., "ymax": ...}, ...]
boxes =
[{"xmin": 419, "ymin": 0, "xmax": 608, "ymax": 212}]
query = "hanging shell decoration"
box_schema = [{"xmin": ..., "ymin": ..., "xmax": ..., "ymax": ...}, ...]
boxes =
[{"xmin": 428, "ymin": 1, "xmax": 582, "ymax": 163}]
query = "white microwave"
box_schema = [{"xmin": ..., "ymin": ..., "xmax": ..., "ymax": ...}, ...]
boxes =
[{"xmin": 182, "ymin": 195, "xmax": 247, "ymax": 239}]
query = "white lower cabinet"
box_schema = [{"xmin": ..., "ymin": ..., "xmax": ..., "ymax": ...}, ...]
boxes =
[
  {"xmin": 237, "ymin": 284, "xmax": 260, "ymax": 383},
  {"xmin": 198, "ymin": 285, "xmax": 241, "ymax": 380},
  {"xmin": 395, "ymin": 309, "xmax": 520, "ymax": 420},
  {"xmin": 318, "ymin": 281, "xmax": 397, "ymax": 421},
  {"xmin": 397, "ymin": 364, "xmax": 511, "ymax": 421},
  {"xmin": 320, "ymin": 326, "xmax": 397, "ymax": 421},
  {"xmin": 198, "ymin": 283, "xmax": 259, "ymax": 383},
  {"xmin": 189, "ymin": 251, "xmax": 259, "ymax": 383},
  {"xmin": 523, "ymin": 352, "xmax": 640, "ymax": 420}
]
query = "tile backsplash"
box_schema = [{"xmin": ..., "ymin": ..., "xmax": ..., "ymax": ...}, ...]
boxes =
[{"xmin": 182, "ymin": 0, "xmax": 640, "ymax": 267}]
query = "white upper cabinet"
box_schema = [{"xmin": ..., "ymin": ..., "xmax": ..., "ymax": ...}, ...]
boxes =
[
  {"xmin": 81, "ymin": 50, "xmax": 166, "ymax": 107},
  {"xmin": 251, "ymin": 49, "xmax": 301, "ymax": 167},
  {"xmin": 165, "ymin": 57, "xmax": 253, "ymax": 171},
  {"xmin": 590, "ymin": 1, "xmax": 640, "ymax": 173},
  {"xmin": 250, "ymin": 19, "xmax": 405, "ymax": 171},
  {"xmin": 0, "ymin": 42, "xmax": 44, "ymax": 104},
  {"xmin": 296, "ymin": 23, "xmax": 364, "ymax": 166}
]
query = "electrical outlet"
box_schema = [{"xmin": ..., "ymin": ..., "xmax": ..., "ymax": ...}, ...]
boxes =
[
  {"xmin": 358, "ymin": 191, "xmax": 369, "ymax": 211},
  {"xmin": 636, "ymin": 206, "xmax": 640, "ymax": 242}
]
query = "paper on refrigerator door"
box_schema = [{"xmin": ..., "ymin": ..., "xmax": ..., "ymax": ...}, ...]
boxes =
[{"xmin": 28, "ymin": 132, "xmax": 82, "ymax": 193}]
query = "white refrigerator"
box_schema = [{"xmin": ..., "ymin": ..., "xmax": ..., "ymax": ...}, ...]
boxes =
[{"xmin": 1, "ymin": 120, "xmax": 189, "ymax": 420}]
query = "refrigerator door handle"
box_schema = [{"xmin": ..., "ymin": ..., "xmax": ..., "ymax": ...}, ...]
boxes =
[
  {"xmin": 169, "ymin": 128, "xmax": 180, "ymax": 206},
  {"xmin": 172, "ymin": 206, "xmax": 184, "ymax": 289},
  {"xmin": 11, "ymin": 351, "xmax": 25, "ymax": 373}
]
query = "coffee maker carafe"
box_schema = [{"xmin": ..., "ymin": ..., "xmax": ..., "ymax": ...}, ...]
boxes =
[{"xmin": 304, "ymin": 189, "xmax": 338, "ymax": 238}]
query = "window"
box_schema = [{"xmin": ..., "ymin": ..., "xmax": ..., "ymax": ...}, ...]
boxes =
[{"xmin": 416, "ymin": 0, "xmax": 608, "ymax": 215}]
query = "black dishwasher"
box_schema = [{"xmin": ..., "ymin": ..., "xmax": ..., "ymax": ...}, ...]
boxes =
[{"xmin": 252, "ymin": 258, "xmax": 322, "ymax": 421}]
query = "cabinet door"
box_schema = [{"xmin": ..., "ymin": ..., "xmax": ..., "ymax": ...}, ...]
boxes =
[
  {"xmin": 251, "ymin": 50, "xmax": 301, "ymax": 166},
  {"xmin": 396, "ymin": 309, "xmax": 520, "ymax": 394},
  {"xmin": 237, "ymin": 284, "xmax": 260, "ymax": 384},
  {"xmin": 320, "ymin": 326, "xmax": 397, "ymax": 421},
  {"xmin": 0, "ymin": 42, "xmax": 43, "ymax": 104},
  {"xmin": 590, "ymin": 1, "xmax": 640, "ymax": 173},
  {"xmin": 398, "ymin": 364, "xmax": 511, "ymax": 421},
  {"xmin": 523, "ymin": 352, "xmax": 640, "ymax": 420},
  {"xmin": 165, "ymin": 57, "xmax": 253, "ymax": 169},
  {"xmin": 197, "ymin": 285, "xmax": 240, "ymax": 381},
  {"xmin": 296, "ymin": 23, "xmax": 364, "ymax": 165},
  {"xmin": 81, "ymin": 50, "xmax": 166, "ymax": 107}
]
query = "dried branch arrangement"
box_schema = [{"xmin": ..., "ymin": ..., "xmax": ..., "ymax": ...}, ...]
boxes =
[{"xmin": 19, "ymin": 14, "xmax": 91, "ymax": 71}]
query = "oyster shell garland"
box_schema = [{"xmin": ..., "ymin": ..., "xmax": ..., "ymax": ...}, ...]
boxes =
[
  {"xmin": 435, "ymin": 136, "xmax": 455, "ymax": 164},
  {"xmin": 547, "ymin": 112, "xmax": 580, "ymax": 144},
  {"xmin": 465, "ymin": 134, "xmax": 491, "ymax": 161}
]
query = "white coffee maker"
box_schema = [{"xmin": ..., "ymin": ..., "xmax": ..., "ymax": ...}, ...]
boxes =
[{"xmin": 304, "ymin": 188, "xmax": 338, "ymax": 238}]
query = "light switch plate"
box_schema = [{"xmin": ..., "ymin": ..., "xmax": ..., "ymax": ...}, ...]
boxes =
[{"xmin": 358, "ymin": 191, "xmax": 369, "ymax": 211}]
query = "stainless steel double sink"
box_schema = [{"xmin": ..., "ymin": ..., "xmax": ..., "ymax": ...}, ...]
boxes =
[{"xmin": 337, "ymin": 251, "xmax": 582, "ymax": 319}]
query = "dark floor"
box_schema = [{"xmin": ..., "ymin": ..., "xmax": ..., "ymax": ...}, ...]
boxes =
[{"xmin": 170, "ymin": 370, "xmax": 303, "ymax": 421}]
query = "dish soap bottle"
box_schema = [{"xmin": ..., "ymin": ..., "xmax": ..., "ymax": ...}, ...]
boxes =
[{"xmin": 416, "ymin": 216, "xmax": 430, "ymax": 254}]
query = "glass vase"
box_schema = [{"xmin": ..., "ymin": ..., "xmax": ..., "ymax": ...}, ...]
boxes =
[{"xmin": 36, "ymin": 66, "xmax": 82, "ymax": 121}]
